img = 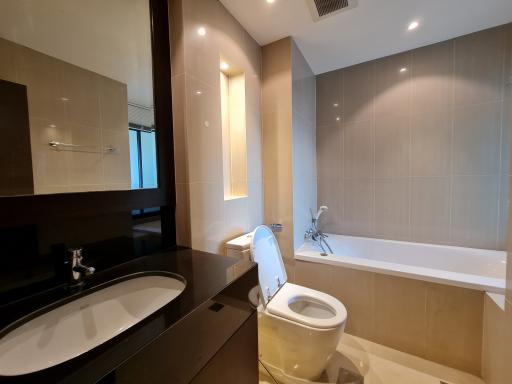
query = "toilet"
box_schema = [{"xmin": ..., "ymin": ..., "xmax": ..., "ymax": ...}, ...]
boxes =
[{"xmin": 225, "ymin": 225, "xmax": 347, "ymax": 381}]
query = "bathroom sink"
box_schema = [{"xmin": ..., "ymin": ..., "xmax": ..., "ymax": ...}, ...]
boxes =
[{"xmin": 0, "ymin": 273, "xmax": 186, "ymax": 376}]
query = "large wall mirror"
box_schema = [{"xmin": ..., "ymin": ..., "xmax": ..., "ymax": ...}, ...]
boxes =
[{"xmin": 0, "ymin": 0, "xmax": 159, "ymax": 196}]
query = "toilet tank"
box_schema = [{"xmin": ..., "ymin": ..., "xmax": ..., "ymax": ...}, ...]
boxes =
[{"xmin": 225, "ymin": 233, "xmax": 252, "ymax": 261}]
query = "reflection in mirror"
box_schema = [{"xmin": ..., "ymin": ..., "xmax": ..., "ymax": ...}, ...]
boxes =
[{"xmin": 0, "ymin": 0, "xmax": 157, "ymax": 196}]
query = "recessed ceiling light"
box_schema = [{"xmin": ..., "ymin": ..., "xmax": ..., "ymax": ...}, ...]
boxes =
[
  {"xmin": 220, "ymin": 62, "xmax": 230, "ymax": 71},
  {"xmin": 336, "ymin": 116, "xmax": 341, "ymax": 122},
  {"xmin": 408, "ymin": 20, "xmax": 419, "ymax": 31},
  {"xmin": 195, "ymin": 90, "xmax": 202, "ymax": 95},
  {"xmin": 197, "ymin": 26, "xmax": 206, "ymax": 36},
  {"xmin": 333, "ymin": 103, "xmax": 339, "ymax": 107},
  {"xmin": 266, "ymin": 0, "xmax": 275, "ymax": 4},
  {"xmin": 49, "ymin": 124, "xmax": 57, "ymax": 128},
  {"xmin": 399, "ymin": 67, "xmax": 408, "ymax": 73},
  {"xmin": 60, "ymin": 97, "xmax": 70, "ymax": 102}
]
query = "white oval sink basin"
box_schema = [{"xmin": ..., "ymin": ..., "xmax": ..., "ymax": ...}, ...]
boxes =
[{"xmin": 0, "ymin": 274, "xmax": 186, "ymax": 376}]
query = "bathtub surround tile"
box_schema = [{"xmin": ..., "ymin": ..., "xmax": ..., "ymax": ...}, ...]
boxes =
[
  {"xmin": 453, "ymin": 26, "xmax": 506, "ymax": 107},
  {"xmin": 453, "ymin": 102, "xmax": 501, "ymax": 176},
  {"xmin": 411, "ymin": 178, "xmax": 450, "ymax": 244},
  {"xmin": 482, "ymin": 294, "xmax": 509, "ymax": 384},
  {"xmin": 373, "ymin": 274, "xmax": 428, "ymax": 358},
  {"xmin": 425, "ymin": 284, "xmax": 483, "ymax": 375},
  {"xmin": 330, "ymin": 266, "xmax": 374, "ymax": 339},
  {"xmin": 295, "ymin": 261, "xmax": 487, "ymax": 375},
  {"xmin": 451, "ymin": 175, "xmax": 500, "ymax": 249},
  {"xmin": 317, "ymin": 24, "xmax": 510, "ymax": 250},
  {"xmin": 316, "ymin": 70, "xmax": 343, "ymax": 127},
  {"xmin": 294, "ymin": 260, "xmax": 333, "ymax": 294},
  {"xmin": 343, "ymin": 61, "xmax": 375, "ymax": 124},
  {"xmin": 343, "ymin": 120, "xmax": 373, "ymax": 180},
  {"xmin": 497, "ymin": 174, "xmax": 509, "ymax": 250},
  {"xmin": 374, "ymin": 115, "xmax": 410, "ymax": 178},
  {"xmin": 411, "ymin": 40, "xmax": 454, "ymax": 115},
  {"xmin": 411, "ymin": 111, "xmax": 452, "ymax": 177},
  {"xmin": 317, "ymin": 177, "xmax": 342, "ymax": 233},
  {"xmin": 342, "ymin": 179, "xmax": 374, "ymax": 237},
  {"xmin": 374, "ymin": 178, "xmax": 410, "ymax": 240},
  {"xmin": 374, "ymin": 52, "xmax": 412, "ymax": 119},
  {"xmin": 316, "ymin": 123, "xmax": 342, "ymax": 181}
]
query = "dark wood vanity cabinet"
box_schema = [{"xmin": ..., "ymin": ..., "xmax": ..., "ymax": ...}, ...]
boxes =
[
  {"xmin": 108, "ymin": 263, "xmax": 260, "ymax": 384},
  {"xmin": 190, "ymin": 313, "xmax": 258, "ymax": 384}
]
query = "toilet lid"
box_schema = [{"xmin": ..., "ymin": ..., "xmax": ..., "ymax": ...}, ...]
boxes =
[{"xmin": 250, "ymin": 225, "xmax": 287, "ymax": 306}]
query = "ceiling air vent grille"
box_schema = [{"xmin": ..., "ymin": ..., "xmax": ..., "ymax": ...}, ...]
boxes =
[{"xmin": 307, "ymin": 0, "xmax": 357, "ymax": 21}]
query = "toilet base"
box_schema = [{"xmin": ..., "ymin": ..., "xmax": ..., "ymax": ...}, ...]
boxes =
[{"xmin": 258, "ymin": 310, "xmax": 344, "ymax": 381}]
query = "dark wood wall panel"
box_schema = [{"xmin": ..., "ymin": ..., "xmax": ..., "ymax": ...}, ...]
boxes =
[{"xmin": 0, "ymin": 80, "xmax": 33, "ymax": 196}]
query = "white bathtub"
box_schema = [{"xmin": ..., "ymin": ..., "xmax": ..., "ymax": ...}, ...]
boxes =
[{"xmin": 296, "ymin": 234, "xmax": 507, "ymax": 293}]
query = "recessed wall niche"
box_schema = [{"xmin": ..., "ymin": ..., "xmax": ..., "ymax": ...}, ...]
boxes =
[{"xmin": 220, "ymin": 60, "xmax": 248, "ymax": 200}]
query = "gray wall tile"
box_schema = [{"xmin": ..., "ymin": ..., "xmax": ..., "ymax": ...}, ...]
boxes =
[{"xmin": 316, "ymin": 24, "xmax": 510, "ymax": 250}]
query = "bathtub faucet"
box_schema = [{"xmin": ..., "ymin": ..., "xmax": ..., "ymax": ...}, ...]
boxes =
[{"xmin": 306, "ymin": 207, "xmax": 333, "ymax": 254}]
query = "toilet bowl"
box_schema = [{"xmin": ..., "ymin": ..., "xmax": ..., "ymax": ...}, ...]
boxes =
[{"xmin": 246, "ymin": 225, "xmax": 347, "ymax": 381}]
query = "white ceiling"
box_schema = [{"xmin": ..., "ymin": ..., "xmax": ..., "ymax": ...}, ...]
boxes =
[
  {"xmin": 220, "ymin": 0, "xmax": 512, "ymax": 74},
  {"xmin": 0, "ymin": 0, "xmax": 153, "ymax": 107}
]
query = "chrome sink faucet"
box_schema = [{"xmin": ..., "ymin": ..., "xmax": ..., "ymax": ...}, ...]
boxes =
[
  {"xmin": 67, "ymin": 247, "xmax": 95, "ymax": 286},
  {"xmin": 305, "ymin": 206, "xmax": 333, "ymax": 254}
]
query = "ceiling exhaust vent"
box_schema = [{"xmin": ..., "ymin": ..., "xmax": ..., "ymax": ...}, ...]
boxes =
[{"xmin": 307, "ymin": 0, "xmax": 358, "ymax": 21}]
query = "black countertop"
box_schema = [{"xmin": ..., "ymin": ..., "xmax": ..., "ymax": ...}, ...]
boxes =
[{"xmin": 0, "ymin": 248, "xmax": 257, "ymax": 384}]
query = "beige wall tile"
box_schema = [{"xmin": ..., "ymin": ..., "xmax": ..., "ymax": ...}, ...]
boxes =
[
  {"xmin": 172, "ymin": 74, "xmax": 188, "ymax": 185},
  {"xmin": 317, "ymin": 123, "xmax": 342, "ymax": 180},
  {"xmin": 451, "ymin": 175, "xmax": 499, "ymax": 249},
  {"xmin": 294, "ymin": 260, "xmax": 333, "ymax": 293},
  {"xmin": 17, "ymin": 46, "xmax": 67, "ymax": 123},
  {"xmin": 330, "ymin": 266, "xmax": 374, "ymax": 339},
  {"xmin": 373, "ymin": 274, "xmax": 428, "ymax": 358},
  {"xmin": 482, "ymin": 294, "xmax": 508, "ymax": 384},
  {"xmin": 497, "ymin": 174, "xmax": 509, "ymax": 250},
  {"xmin": 170, "ymin": 0, "xmax": 264, "ymax": 253},
  {"xmin": 374, "ymin": 178, "xmax": 410, "ymax": 240},
  {"xmin": 454, "ymin": 26, "xmax": 505, "ymax": 107},
  {"xmin": 99, "ymin": 78, "xmax": 128, "ymax": 132},
  {"xmin": 317, "ymin": 70, "xmax": 342, "ymax": 127},
  {"xmin": 317, "ymin": 24, "xmax": 508, "ymax": 250},
  {"xmin": 185, "ymin": 75, "xmax": 223, "ymax": 184},
  {"xmin": 342, "ymin": 178, "xmax": 374, "ymax": 236},
  {"xmin": 0, "ymin": 37, "xmax": 19, "ymax": 82},
  {"xmin": 411, "ymin": 178, "xmax": 450, "ymax": 244},
  {"xmin": 411, "ymin": 40, "xmax": 454, "ymax": 115},
  {"xmin": 375, "ymin": 115, "xmax": 410, "ymax": 178},
  {"xmin": 411, "ymin": 111, "xmax": 452, "ymax": 177},
  {"xmin": 343, "ymin": 62, "xmax": 375, "ymax": 124},
  {"xmin": 425, "ymin": 284, "xmax": 483, "ymax": 375},
  {"xmin": 374, "ymin": 52, "xmax": 412, "ymax": 118},
  {"xmin": 262, "ymin": 38, "xmax": 294, "ymax": 258},
  {"xmin": 317, "ymin": 178, "xmax": 342, "ymax": 233},
  {"xmin": 343, "ymin": 120, "xmax": 373, "ymax": 179},
  {"xmin": 453, "ymin": 102, "xmax": 501, "ymax": 175},
  {"xmin": 101, "ymin": 129, "xmax": 131, "ymax": 186},
  {"xmin": 61, "ymin": 64, "xmax": 101, "ymax": 128}
]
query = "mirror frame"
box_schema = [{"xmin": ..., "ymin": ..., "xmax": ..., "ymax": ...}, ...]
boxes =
[{"xmin": 0, "ymin": 0, "xmax": 176, "ymax": 245}]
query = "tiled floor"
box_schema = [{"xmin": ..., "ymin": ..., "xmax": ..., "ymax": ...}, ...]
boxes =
[{"xmin": 259, "ymin": 334, "xmax": 485, "ymax": 384}]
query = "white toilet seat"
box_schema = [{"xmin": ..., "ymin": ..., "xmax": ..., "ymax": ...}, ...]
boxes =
[{"xmin": 266, "ymin": 283, "xmax": 347, "ymax": 329}]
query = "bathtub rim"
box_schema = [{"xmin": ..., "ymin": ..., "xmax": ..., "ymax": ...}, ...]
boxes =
[{"xmin": 295, "ymin": 236, "xmax": 506, "ymax": 294}]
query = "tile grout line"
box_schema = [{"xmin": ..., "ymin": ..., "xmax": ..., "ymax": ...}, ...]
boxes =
[
  {"xmin": 448, "ymin": 39, "xmax": 456, "ymax": 245},
  {"xmin": 495, "ymin": 28, "xmax": 508, "ymax": 248}
]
